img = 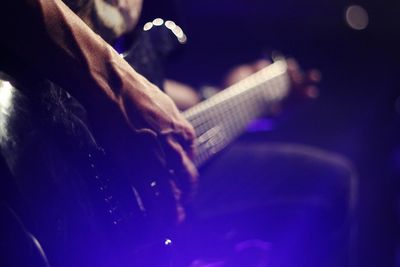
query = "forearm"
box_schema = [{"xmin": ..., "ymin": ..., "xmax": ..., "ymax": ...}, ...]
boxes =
[
  {"xmin": 0, "ymin": 1, "xmax": 198, "ymax": 217},
  {"xmin": 0, "ymin": 0, "xmax": 145, "ymax": 111}
]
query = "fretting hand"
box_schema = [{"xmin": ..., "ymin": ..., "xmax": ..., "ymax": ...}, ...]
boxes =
[
  {"xmin": 116, "ymin": 72, "xmax": 198, "ymax": 222},
  {"xmin": 224, "ymin": 58, "xmax": 321, "ymax": 99},
  {"xmin": 222, "ymin": 58, "xmax": 321, "ymax": 114}
]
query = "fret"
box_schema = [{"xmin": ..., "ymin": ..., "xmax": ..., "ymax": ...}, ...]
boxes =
[{"xmin": 183, "ymin": 60, "xmax": 290, "ymax": 167}]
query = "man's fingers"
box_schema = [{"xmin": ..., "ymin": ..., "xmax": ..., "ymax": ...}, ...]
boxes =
[
  {"xmin": 161, "ymin": 134, "xmax": 199, "ymax": 202},
  {"xmin": 286, "ymin": 58, "xmax": 300, "ymax": 71},
  {"xmin": 169, "ymin": 180, "xmax": 186, "ymax": 223},
  {"xmin": 223, "ymin": 64, "xmax": 254, "ymax": 87},
  {"xmin": 308, "ymin": 69, "xmax": 322, "ymax": 83},
  {"xmin": 253, "ymin": 59, "xmax": 271, "ymax": 72},
  {"xmin": 304, "ymin": 85, "xmax": 319, "ymax": 99}
]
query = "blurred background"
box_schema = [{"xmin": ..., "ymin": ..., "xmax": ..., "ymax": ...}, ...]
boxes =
[{"xmin": 140, "ymin": 0, "xmax": 399, "ymax": 266}]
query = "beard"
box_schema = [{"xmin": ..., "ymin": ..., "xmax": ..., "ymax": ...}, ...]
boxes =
[
  {"xmin": 93, "ymin": 0, "xmax": 142, "ymax": 41},
  {"xmin": 67, "ymin": 0, "xmax": 143, "ymax": 42}
]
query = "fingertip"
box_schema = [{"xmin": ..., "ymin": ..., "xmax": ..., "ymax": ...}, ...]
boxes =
[
  {"xmin": 308, "ymin": 69, "xmax": 322, "ymax": 82},
  {"xmin": 188, "ymin": 142, "xmax": 197, "ymax": 160},
  {"xmin": 292, "ymin": 72, "xmax": 304, "ymax": 85},
  {"xmin": 169, "ymin": 180, "xmax": 186, "ymax": 224},
  {"xmin": 182, "ymin": 151, "xmax": 199, "ymax": 181},
  {"xmin": 286, "ymin": 58, "xmax": 299, "ymax": 69},
  {"xmin": 188, "ymin": 123, "xmax": 196, "ymax": 139},
  {"xmin": 305, "ymin": 85, "xmax": 319, "ymax": 99},
  {"xmin": 253, "ymin": 59, "xmax": 271, "ymax": 71},
  {"xmin": 176, "ymin": 204, "xmax": 186, "ymax": 224}
]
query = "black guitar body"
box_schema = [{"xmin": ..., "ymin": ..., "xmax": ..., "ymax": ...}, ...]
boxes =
[
  {"xmin": 0, "ymin": 30, "xmax": 180, "ymax": 267},
  {"xmin": 0, "ymin": 74, "xmax": 178, "ymax": 267}
]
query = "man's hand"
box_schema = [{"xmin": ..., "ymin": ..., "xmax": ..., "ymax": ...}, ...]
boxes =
[
  {"xmin": 223, "ymin": 58, "xmax": 321, "ymax": 96},
  {"xmin": 0, "ymin": 0, "xmax": 198, "ymax": 222},
  {"xmin": 223, "ymin": 58, "xmax": 321, "ymax": 114},
  {"xmin": 285, "ymin": 58, "xmax": 321, "ymax": 99},
  {"xmin": 117, "ymin": 74, "xmax": 199, "ymax": 218},
  {"xmin": 90, "ymin": 47, "xmax": 199, "ymax": 223}
]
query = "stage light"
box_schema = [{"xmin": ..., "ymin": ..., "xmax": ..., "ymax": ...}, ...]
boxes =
[
  {"xmin": 153, "ymin": 18, "xmax": 164, "ymax": 26},
  {"xmin": 165, "ymin": 20, "xmax": 176, "ymax": 30},
  {"xmin": 143, "ymin": 21, "xmax": 153, "ymax": 31},
  {"xmin": 172, "ymin": 26, "xmax": 183, "ymax": 38},
  {"xmin": 142, "ymin": 19, "xmax": 187, "ymax": 44},
  {"xmin": 345, "ymin": 5, "xmax": 369, "ymax": 30}
]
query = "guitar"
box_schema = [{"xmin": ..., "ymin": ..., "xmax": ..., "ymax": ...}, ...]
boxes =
[{"xmin": 0, "ymin": 58, "xmax": 290, "ymax": 266}]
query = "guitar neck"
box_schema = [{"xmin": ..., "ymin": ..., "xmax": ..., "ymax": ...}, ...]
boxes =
[{"xmin": 183, "ymin": 60, "xmax": 290, "ymax": 167}]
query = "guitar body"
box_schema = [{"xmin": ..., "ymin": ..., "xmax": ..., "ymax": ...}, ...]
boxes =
[
  {"xmin": 0, "ymin": 30, "xmax": 186, "ymax": 266},
  {"xmin": 0, "ymin": 72, "xmax": 177, "ymax": 266}
]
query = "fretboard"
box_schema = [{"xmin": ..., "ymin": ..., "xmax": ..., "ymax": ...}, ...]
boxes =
[{"xmin": 183, "ymin": 60, "xmax": 290, "ymax": 167}]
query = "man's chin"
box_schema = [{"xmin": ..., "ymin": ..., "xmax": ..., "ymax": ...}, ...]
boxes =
[{"xmin": 93, "ymin": 0, "xmax": 140, "ymax": 41}]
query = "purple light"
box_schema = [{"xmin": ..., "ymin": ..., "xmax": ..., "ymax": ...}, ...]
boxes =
[
  {"xmin": 246, "ymin": 118, "xmax": 275, "ymax": 132},
  {"xmin": 235, "ymin": 239, "xmax": 272, "ymax": 252}
]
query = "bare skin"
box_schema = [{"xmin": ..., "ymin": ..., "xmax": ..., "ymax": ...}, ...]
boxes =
[
  {"xmin": 75, "ymin": 0, "xmax": 144, "ymax": 42},
  {"xmin": 0, "ymin": 1, "xmax": 319, "ymax": 223},
  {"xmin": 71, "ymin": 0, "xmax": 320, "ymax": 110},
  {"xmin": 223, "ymin": 58, "xmax": 321, "ymax": 100},
  {"xmin": 165, "ymin": 59, "xmax": 321, "ymax": 111},
  {"xmin": 0, "ymin": 0, "xmax": 197, "ymax": 221}
]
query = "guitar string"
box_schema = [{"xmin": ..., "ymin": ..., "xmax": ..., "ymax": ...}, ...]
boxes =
[
  {"xmin": 190, "ymin": 75, "xmax": 290, "ymax": 166},
  {"xmin": 186, "ymin": 64, "xmax": 290, "ymax": 166},
  {"xmin": 187, "ymin": 73, "xmax": 290, "ymax": 167},
  {"xmin": 192, "ymin": 74, "xmax": 286, "ymax": 137},
  {"xmin": 189, "ymin": 73, "xmax": 284, "ymax": 133},
  {"xmin": 185, "ymin": 61, "xmax": 288, "ymax": 129},
  {"xmin": 183, "ymin": 61, "xmax": 285, "ymax": 122}
]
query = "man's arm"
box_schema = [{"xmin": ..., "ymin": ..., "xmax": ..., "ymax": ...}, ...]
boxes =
[
  {"xmin": 1, "ymin": 0, "xmax": 120, "ymax": 107},
  {"xmin": 0, "ymin": 0, "xmax": 197, "ymax": 218},
  {"xmin": 1, "ymin": 1, "xmax": 166, "ymax": 116}
]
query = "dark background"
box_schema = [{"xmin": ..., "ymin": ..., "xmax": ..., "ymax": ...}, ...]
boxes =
[{"xmin": 141, "ymin": 0, "xmax": 400, "ymax": 266}]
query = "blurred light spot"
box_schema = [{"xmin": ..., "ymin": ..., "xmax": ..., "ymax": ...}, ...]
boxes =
[
  {"xmin": 172, "ymin": 26, "xmax": 183, "ymax": 38},
  {"xmin": 172, "ymin": 25, "xmax": 187, "ymax": 44},
  {"xmin": 153, "ymin": 18, "xmax": 164, "ymax": 26},
  {"xmin": 143, "ymin": 18, "xmax": 187, "ymax": 44},
  {"xmin": 143, "ymin": 22, "xmax": 153, "ymax": 31},
  {"xmin": 178, "ymin": 34, "xmax": 187, "ymax": 44},
  {"xmin": 345, "ymin": 5, "xmax": 369, "ymax": 30},
  {"xmin": 165, "ymin": 20, "xmax": 176, "ymax": 30},
  {"xmin": 164, "ymin": 239, "xmax": 172, "ymax": 246}
]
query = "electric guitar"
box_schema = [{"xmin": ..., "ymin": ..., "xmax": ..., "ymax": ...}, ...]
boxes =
[{"xmin": 0, "ymin": 58, "xmax": 290, "ymax": 267}]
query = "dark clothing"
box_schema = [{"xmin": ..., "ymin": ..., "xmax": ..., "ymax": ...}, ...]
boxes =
[
  {"xmin": 178, "ymin": 141, "xmax": 357, "ymax": 267},
  {"xmin": 0, "ymin": 29, "xmax": 357, "ymax": 267}
]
